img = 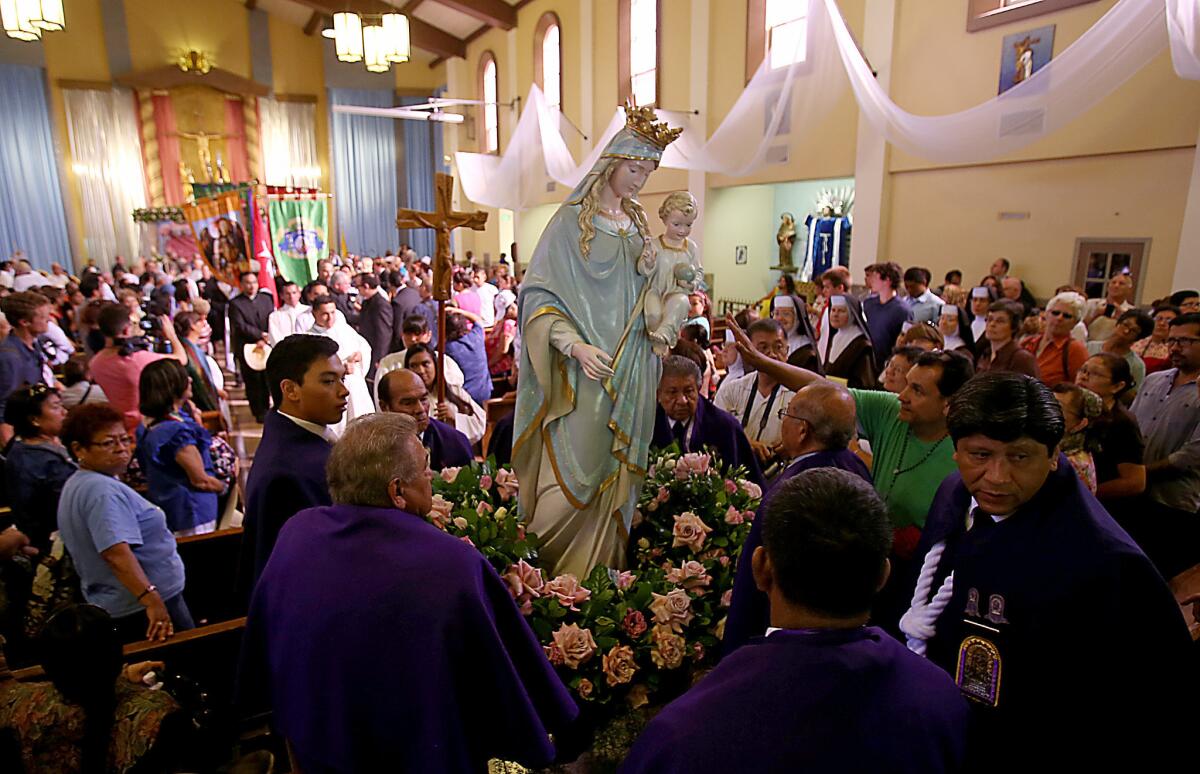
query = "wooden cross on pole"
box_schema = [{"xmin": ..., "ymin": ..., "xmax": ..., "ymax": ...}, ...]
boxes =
[{"xmin": 396, "ymin": 172, "xmax": 488, "ymax": 403}]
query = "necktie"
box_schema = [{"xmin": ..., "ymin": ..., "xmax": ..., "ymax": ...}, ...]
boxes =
[
  {"xmin": 969, "ymin": 507, "xmax": 995, "ymax": 533},
  {"xmin": 672, "ymin": 420, "xmax": 688, "ymax": 452}
]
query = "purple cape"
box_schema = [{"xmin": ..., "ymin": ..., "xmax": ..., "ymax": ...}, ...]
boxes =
[
  {"xmin": 652, "ymin": 397, "xmax": 764, "ymax": 485},
  {"xmin": 722, "ymin": 448, "xmax": 872, "ymax": 656},
  {"xmin": 237, "ymin": 411, "xmax": 333, "ymax": 597},
  {"xmin": 621, "ymin": 627, "xmax": 968, "ymax": 774},
  {"xmin": 424, "ymin": 417, "xmax": 473, "ymax": 471},
  {"xmin": 915, "ymin": 459, "xmax": 1196, "ymax": 769},
  {"xmin": 241, "ymin": 504, "xmax": 579, "ymax": 773}
]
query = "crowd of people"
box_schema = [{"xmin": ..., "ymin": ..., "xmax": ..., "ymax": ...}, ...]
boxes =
[{"xmin": 0, "ymin": 244, "xmax": 1195, "ymax": 771}]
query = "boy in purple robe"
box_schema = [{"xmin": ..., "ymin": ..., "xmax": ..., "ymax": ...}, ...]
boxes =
[
  {"xmin": 378, "ymin": 368, "xmax": 474, "ymax": 470},
  {"xmin": 623, "ymin": 468, "xmax": 968, "ymax": 774},
  {"xmin": 723, "ymin": 382, "xmax": 872, "ymax": 655},
  {"xmin": 652, "ymin": 355, "xmax": 763, "ymax": 485},
  {"xmin": 241, "ymin": 413, "xmax": 578, "ymax": 773},
  {"xmin": 902, "ymin": 372, "xmax": 1196, "ymax": 771},
  {"xmin": 237, "ymin": 335, "xmax": 348, "ymax": 596}
]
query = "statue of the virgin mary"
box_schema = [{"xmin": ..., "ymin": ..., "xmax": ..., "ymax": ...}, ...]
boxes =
[{"xmin": 513, "ymin": 104, "xmax": 682, "ymax": 578}]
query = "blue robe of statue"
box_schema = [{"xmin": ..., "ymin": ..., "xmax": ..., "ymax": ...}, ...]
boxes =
[{"xmin": 803, "ymin": 214, "xmax": 851, "ymax": 281}]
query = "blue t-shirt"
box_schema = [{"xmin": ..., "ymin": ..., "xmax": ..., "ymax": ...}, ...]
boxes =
[
  {"xmin": 447, "ymin": 324, "xmax": 492, "ymax": 405},
  {"xmin": 136, "ymin": 416, "xmax": 218, "ymax": 533},
  {"xmin": 57, "ymin": 469, "xmax": 186, "ymax": 618},
  {"xmin": 862, "ymin": 294, "xmax": 912, "ymax": 368}
]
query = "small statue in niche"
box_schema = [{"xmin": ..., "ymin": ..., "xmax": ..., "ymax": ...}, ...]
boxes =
[
  {"xmin": 776, "ymin": 212, "xmax": 797, "ymax": 271},
  {"xmin": 642, "ymin": 191, "xmax": 702, "ymax": 357}
]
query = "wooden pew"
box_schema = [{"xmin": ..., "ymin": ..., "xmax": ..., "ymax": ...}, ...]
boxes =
[
  {"xmin": 176, "ymin": 527, "xmax": 247, "ymax": 624},
  {"xmin": 481, "ymin": 393, "xmax": 516, "ymax": 461}
]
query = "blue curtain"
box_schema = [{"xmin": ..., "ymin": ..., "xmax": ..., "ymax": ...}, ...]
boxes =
[
  {"xmin": 329, "ymin": 88, "xmax": 398, "ymax": 256},
  {"xmin": 0, "ymin": 64, "xmax": 71, "ymax": 271},
  {"xmin": 400, "ymin": 96, "xmax": 436, "ymax": 258}
]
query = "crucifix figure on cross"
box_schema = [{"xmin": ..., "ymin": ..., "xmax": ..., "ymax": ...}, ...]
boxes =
[{"xmin": 396, "ymin": 172, "xmax": 488, "ymax": 403}]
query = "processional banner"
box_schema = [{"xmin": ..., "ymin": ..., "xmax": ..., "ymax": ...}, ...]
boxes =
[
  {"xmin": 182, "ymin": 191, "xmax": 252, "ymax": 286},
  {"xmin": 267, "ymin": 196, "xmax": 329, "ymax": 285}
]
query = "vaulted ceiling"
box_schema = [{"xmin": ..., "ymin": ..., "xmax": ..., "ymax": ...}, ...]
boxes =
[{"xmin": 248, "ymin": 0, "xmax": 529, "ymax": 66}]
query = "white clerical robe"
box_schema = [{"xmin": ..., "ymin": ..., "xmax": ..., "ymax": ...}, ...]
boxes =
[
  {"xmin": 306, "ymin": 321, "xmax": 375, "ymax": 435},
  {"xmin": 268, "ymin": 303, "xmax": 311, "ymax": 346}
]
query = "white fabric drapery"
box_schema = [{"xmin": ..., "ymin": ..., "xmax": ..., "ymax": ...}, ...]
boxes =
[
  {"xmin": 456, "ymin": 0, "xmax": 1200, "ymax": 211},
  {"xmin": 259, "ymin": 97, "xmax": 320, "ymax": 188},
  {"xmin": 63, "ymin": 88, "xmax": 146, "ymax": 268}
]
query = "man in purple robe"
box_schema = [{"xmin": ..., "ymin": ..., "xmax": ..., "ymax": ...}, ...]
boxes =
[
  {"xmin": 378, "ymin": 368, "xmax": 473, "ymax": 470},
  {"xmin": 723, "ymin": 382, "xmax": 872, "ymax": 655},
  {"xmin": 623, "ymin": 468, "xmax": 969, "ymax": 773},
  {"xmin": 902, "ymin": 372, "xmax": 1195, "ymax": 771},
  {"xmin": 241, "ymin": 413, "xmax": 578, "ymax": 773},
  {"xmin": 237, "ymin": 335, "xmax": 348, "ymax": 596},
  {"xmin": 652, "ymin": 355, "xmax": 763, "ymax": 485}
]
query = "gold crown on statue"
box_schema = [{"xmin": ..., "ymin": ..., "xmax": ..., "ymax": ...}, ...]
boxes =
[{"xmin": 624, "ymin": 100, "xmax": 683, "ymax": 149}]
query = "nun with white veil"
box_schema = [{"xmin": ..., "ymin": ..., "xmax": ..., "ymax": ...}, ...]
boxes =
[
  {"xmin": 816, "ymin": 294, "xmax": 876, "ymax": 388},
  {"xmin": 937, "ymin": 304, "xmax": 977, "ymax": 358},
  {"xmin": 769, "ymin": 294, "xmax": 822, "ymax": 372}
]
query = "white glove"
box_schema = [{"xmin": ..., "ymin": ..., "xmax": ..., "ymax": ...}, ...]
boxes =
[{"xmin": 898, "ymin": 540, "xmax": 955, "ymax": 657}]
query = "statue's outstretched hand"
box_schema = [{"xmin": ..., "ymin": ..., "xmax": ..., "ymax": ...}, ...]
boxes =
[{"xmin": 571, "ymin": 342, "xmax": 615, "ymax": 381}]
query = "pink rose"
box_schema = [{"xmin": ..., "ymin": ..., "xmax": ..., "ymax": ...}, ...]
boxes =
[
  {"xmin": 724, "ymin": 479, "xmax": 738, "ymax": 495},
  {"xmin": 622, "ymin": 609, "xmax": 648, "ymax": 638},
  {"xmin": 602, "ymin": 645, "xmax": 638, "ymax": 687},
  {"xmin": 739, "ymin": 479, "xmax": 762, "ymax": 500},
  {"xmin": 459, "ymin": 536, "xmax": 475, "ymax": 548},
  {"xmin": 515, "ymin": 524, "xmax": 527, "ymax": 541},
  {"xmin": 649, "ymin": 589, "xmax": 694, "ymax": 632},
  {"xmin": 577, "ymin": 678, "xmax": 594, "ymax": 699},
  {"xmin": 665, "ymin": 560, "xmax": 711, "ymax": 592},
  {"xmin": 479, "ymin": 474, "xmax": 493, "ymax": 490},
  {"xmin": 674, "ymin": 452, "xmax": 712, "ymax": 480},
  {"xmin": 672, "ymin": 512, "xmax": 713, "ymax": 553},
  {"xmin": 544, "ymin": 643, "xmax": 565, "ymax": 666},
  {"xmin": 719, "ymin": 555, "xmax": 730, "ymax": 567},
  {"xmin": 476, "ymin": 500, "xmax": 493, "ymax": 516},
  {"xmin": 551, "ymin": 623, "xmax": 597, "ymax": 669},
  {"xmin": 720, "ymin": 589, "xmax": 732, "ymax": 608},
  {"xmin": 627, "ymin": 684, "xmax": 650, "ymax": 710},
  {"xmin": 544, "ymin": 574, "xmax": 591, "ymax": 611},
  {"xmin": 724, "ymin": 505, "xmax": 744, "ymax": 525},
  {"xmin": 648, "ymin": 464, "xmax": 657, "ymax": 478},
  {"xmin": 691, "ymin": 642, "xmax": 705, "ymax": 662},
  {"xmin": 615, "ymin": 570, "xmax": 637, "ymax": 590},
  {"xmin": 440, "ymin": 466, "xmax": 463, "ymax": 483},
  {"xmin": 744, "ymin": 510, "xmax": 755, "ymax": 522},
  {"xmin": 428, "ymin": 495, "xmax": 453, "ymax": 529},
  {"xmin": 502, "ymin": 559, "xmax": 545, "ymax": 615},
  {"xmin": 494, "ymin": 468, "xmax": 520, "ymax": 500},
  {"xmin": 451, "ymin": 516, "xmax": 469, "ymax": 530},
  {"xmin": 649, "ymin": 624, "xmax": 687, "ymax": 669},
  {"xmin": 655, "ymin": 487, "xmax": 670, "ymax": 503}
]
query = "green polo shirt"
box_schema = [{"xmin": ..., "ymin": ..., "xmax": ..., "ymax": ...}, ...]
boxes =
[{"xmin": 851, "ymin": 389, "xmax": 958, "ymax": 529}]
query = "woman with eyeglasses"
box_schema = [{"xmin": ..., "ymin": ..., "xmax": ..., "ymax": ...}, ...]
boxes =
[
  {"xmin": 1075, "ymin": 352, "xmax": 1146, "ymax": 504},
  {"xmin": 1086, "ymin": 308, "xmax": 1152, "ymax": 396},
  {"xmin": 1130, "ymin": 304, "xmax": 1178, "ymax": 375},
  {"xmin": 1023, "ymin": 291, "xmax": 1090, "ymax": 385},
  {"xmin": 974, "ymin": 300, "xmax": 1041, "ymax": 378},
  {"xmin": 56, "ymin": 404, "xmax": 192, "ymax": 644}
]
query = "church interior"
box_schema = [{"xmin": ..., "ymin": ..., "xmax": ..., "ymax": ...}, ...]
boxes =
[{"xmin": 0, "ymin": 0, "xmax": 1198, "ymax": 772}]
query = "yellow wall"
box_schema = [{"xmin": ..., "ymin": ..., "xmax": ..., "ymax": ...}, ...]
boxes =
[
  {"xmin": 124, "ymin": 0, "xmax": 250, "ymax": 78},
  {"xmin": 268, "ymin": 16, "xmax": 329, "ymax": 192}
]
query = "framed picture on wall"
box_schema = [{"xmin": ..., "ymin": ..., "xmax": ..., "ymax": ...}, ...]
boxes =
[
  {"xmin": 735, "ymin": 245, "xmax": 748, "ymax": 265},
  {"xmin": 998, "ymin": 25, "xmax": 1055, "ymax": 94},
  {"xmin": 967, "ymin": 0, "xmax": 1098, "ymax": 33}
]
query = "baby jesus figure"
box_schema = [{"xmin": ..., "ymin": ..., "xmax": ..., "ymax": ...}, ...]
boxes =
[{"xmin": 641, "ymin": 191, "xmax": 702, "ymax": 357}]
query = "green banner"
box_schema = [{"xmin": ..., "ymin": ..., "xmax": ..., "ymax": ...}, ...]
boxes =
[{"xmin": 267, "ymin": 198, "xmax": 329, "ymax": 285}]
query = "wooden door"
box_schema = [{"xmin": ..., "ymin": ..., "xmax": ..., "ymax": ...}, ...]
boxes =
[{"xmin": 1072, "ymin": 238, "xmax": 1150, "ymax": 304}]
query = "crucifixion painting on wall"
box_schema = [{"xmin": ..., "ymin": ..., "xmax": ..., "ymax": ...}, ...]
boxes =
[{"xmin": 998, "ymin": 24, "xmax": 1056, "ymax": 94}]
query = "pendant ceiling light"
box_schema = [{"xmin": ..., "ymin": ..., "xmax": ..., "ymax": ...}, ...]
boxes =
[
  {"xmin": 31, "ymin": 0, "xmax": 63, "ymax": 31},
  {"xmin": 1, "ymin": 0, "xmax": 42, "ymax": 41},
  {"xmin": 382, "ymin": 13, "xmax": 410, "ymax": 64},
  {"xmin": 362, "ymin": 23, "xmax": 389, "ymax": 73},
  {"xmin": 333, "ymin": 11, "xmax": 363, "ymax": 63}
]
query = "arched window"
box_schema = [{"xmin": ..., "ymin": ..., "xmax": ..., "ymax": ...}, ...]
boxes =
[
  {"xmin": 746, "ymin": 0, "xmax": 810, "ymax": 79},
  {"xmin": 535, "ymin": 13, "xmax": 562, "ymax": 112},
  {"xmin": 479, "ymin": 52, "xmax": 499, "ymax": 153},
  {"xmin": 619, "ymin": 0, "xmax": 659, "ymax": 106}
]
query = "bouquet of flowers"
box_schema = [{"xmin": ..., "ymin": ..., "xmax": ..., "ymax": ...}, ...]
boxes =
[{"xmin": 428, "ymin": 462, "xmax": 536, "ymax": 577}]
